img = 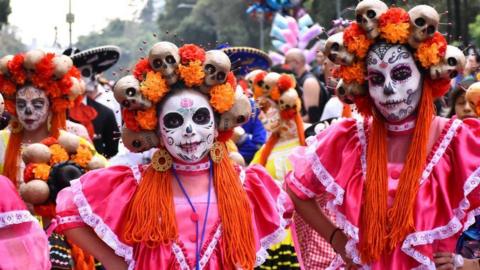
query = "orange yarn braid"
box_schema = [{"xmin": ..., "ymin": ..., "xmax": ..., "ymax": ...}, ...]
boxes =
[
  {"xmin": 66, "ymin": 238, "xmax": 95, "ymax": 270},
  {"xmin": 258, "ymin": 132, "xmax": 279, "ymax": 166},
  {"xmin": 3, "ymin": 131, "xmax": 22, "ymax": 187},
  {"xmin": 50, "ymin": 110, "xmax": 67, "ymax": 139},
  {"xmin": 214, "ymin": 142, "xmax": 256, "ymax": 269},
  {"xmin": 122, "ymin": 167, "xmax": 177, "ymax": 247},
  {"xmin": 359, "ymin": 81, "xmax": 434, "ymax": 263},
  {"xmin": 294, "ymin": 112, "xmax": 306, "ymax": 146}
]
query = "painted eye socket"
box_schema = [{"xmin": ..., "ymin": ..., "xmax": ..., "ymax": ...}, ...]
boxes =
[
  {"xmin": 356, "ymin": 14, "xmax": 363, "ymax": 23},
  {"xmin": 81, "ymin": 68, "xmax": 91, "ymax": 78},
  {"xmin": 165, "ymin": 55, "xmax": 176, "ymax": 64},
  {"xmin": 205, "ymin": 64, "xmax": 216, "ymax": 74},
  {"xmin": 16, "ymin": 100, "xmax": 26, "ymax": 109},
  {"xmin": 163, "ymin": 112, "xmax": 184, "ymax": 129},
  {"xmin": 447, "ymin": 57, "xmax": 457, "ymax": 66},
  {"xmin": 415, "ymin": 18, "xmax": 426, "ymax": 27},
  {"xmin": 369, "ymin": 72, "xmax": 385, "ymax": 86},
  {"xmin": 366, "ymin": 10, "xmax": 376, "ymax": 19},
  {"xmin": 32, "ymin": 100, "xmax": 45, "ymax": 110},
  {"xmin": 192, "ymin": 107, "xmax": 211, "ymax": 125},
  {"xmin": 391, "ymin": 65, "xmax": 412, "ymax": 81}
]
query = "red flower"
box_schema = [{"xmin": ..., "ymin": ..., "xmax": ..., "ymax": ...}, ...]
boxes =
[
  {"xmin": 217, "ymin": 130, "xmax": 233, "ymax": 142},
  {"xmin": 0, "ymin": 75, "xmax": 16, "ymax": 96},
  {"xmin": 4, "ymin": 99, "xmax": 15, "ymax": 115},
  {"xmin": 23, "ymin": 163, "xmax": 36, "ymax": 183},
  {"xmin": 379, "ymin": 7, "xmax": 410, "ymax": 26},
  {"xmin": 7, "ymin": 54, "xmax": 26, "ymax": 85},
  {"xmin": 277, "ymin": 74, "xmax": 295, "ymax": 93},
  {"xmin": 122, "ymin": 109, "xmax": 141, "ymax": 131},
  {"xmin": 179, "ymin": 44, "xmax": 206, "ymax": 64},
  {"xmin": 226, "ymin": 71, "xmax": 236, "ymax": 89},
  {"xmin": 34, "ymin": 53, "xmax": 55, "ymax": 81},
  {"xmin": 133, "ymin": 58, "xmax": 152, "ymax": 81},
  {"xmin": 344, "ymin": 22, "xmax": 374, "ymax": 58},
  {"xmin": 41, "ymin": 137, "xmax": 58, "ymax": 146}
]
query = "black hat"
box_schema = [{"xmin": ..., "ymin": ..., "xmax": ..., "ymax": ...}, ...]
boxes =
[
  {"xmin": 221, "ymin": 46, "xmax": 271, "ymax": 76},
  {"xmin": 63, "ymin": 45, "xmax": 121, "ymax": 75}
]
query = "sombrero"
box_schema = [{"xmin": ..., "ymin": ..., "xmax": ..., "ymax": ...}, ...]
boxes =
[
  {"xmin": 64, "ymin": 45, "xmax": 121, "ymax": 74},
  {"xmin": 221, "ymin": 46, "xmax": 272, "ymax": 76}
]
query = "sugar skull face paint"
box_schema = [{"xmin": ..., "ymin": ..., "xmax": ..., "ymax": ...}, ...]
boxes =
[
  {"xmin": 367, "ymin": 43, "xmax": 422, "ymax": 122},
  {"xmin": 158, "ymin": 89, "xmax": 215, "ymax": 163},
  {"xmin": 16, "ymin": 86, "xmax": 50, "ymax": 131}
]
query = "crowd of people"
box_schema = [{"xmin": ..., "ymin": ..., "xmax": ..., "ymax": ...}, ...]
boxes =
[{"xmin": 3, "ymin": 0, "xmax": 480, "ymax": 269}]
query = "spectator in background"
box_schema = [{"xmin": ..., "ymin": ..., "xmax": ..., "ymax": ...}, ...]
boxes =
[
  {"xmin": 453, "ymin": 46, "xmax": 480, "ymax": 89},
  {"xmin": 448, "ymin": 78, "xmax": 477, "ymax": 120},
  {"xmin": 311, "ymin": 40, "xmax": 327, "ymax": 84},
  {"xmin": 285, "ymin": 48, "xmax": 330, "ymax": 123}
]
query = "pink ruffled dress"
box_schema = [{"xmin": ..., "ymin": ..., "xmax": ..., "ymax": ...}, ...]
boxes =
[
  {"xmin": 55, "ymin": 164, "xmax": 292, "ymax": 270},
  {"xmin": 286, "ymin": 117, "xmax": 480, "ymax": 269},
  {"xmin": 0, "ymin": 176, "xmax": 51, "ymax": 270}
]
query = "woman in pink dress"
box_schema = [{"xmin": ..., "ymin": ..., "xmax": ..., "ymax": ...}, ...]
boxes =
[
  {"xmin": 54, "ymin": 42, "xmax": 292, "ymax": 270},
  {"xmin": 0, "ymin": 175, "xmax": 50, "ymax": 269},
  {"xmin": 285, "ymin": 1, "xmax": 479, "ymax": 269}
]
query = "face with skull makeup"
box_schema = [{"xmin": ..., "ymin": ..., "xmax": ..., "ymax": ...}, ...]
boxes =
[
  {"xmin": 79, "ymin": 65, "xmax": 97, "ymax": 93},
  {"xmin": 158, "ymin": 89, "xmax": 216, "ymax": 163},
  {"xmin": 16, "ymin": 86, "xmax": 50, "ymax": 131},
  {"xmin": 366, "ymin": 43, "xmax": 422, "ymax": 122}
]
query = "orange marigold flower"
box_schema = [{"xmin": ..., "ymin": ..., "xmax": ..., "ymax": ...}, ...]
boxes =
[
  {"xmin": 277, "ymin": 74, "xmax": 295, "ymax": 92},
  {"xmin": 344, "ymin": 23, "xmax": 374, "ymax": 58},
  {"xmin": 23, "ymin": 163, "xmax": 36, "ymax": 183},
  {"xmin": 210, "ymin": 83, "xmax": 235, "ymax": 113},
  {"xmin": 179, "ymin": 61, "xmax": 205, "ymax": 87},
  {"xmin": 253, "ymin": 71, "xmax": 267, "ymax": 98},
  {"xmin": 338, "ymin": 62, "xmax": 366, "ymax": 85},
  {"xmin": 34, "ymin": 53, "xmax": 55, "ymax": 81},
  {"xmin": 135, "ymin": 107, "xmax": 157, "ymax": 130},
  {"xmin": 179, "ymin": 44, "xmax": 206, "ymax": 64},
  {"xmin": 122, "ymin": 109, "xmax": 141, "ymax": 131},
  {"xmin": 33, "ymin": 163, "xmax": 51, "ymax": 181},
  {"xmin": 49, "ymin": 144, "xmax": 69, "ymax": 164},
  {"xmin": 41, "ymin": 137, "xmax": 58, "ymax": 146},
  {"xmin": 226, "ymin": 72, "xmax": 236, "ymax": 89},
  {"xmin": 133, "ymin": 58, "xmax": 153, "ymax": 81},
  {"xmin": 270, "ymin": 87, "xmax": 281, "ymax": 101},
  {"xmin": 415, "ymin": 32, "xmax": 447, "ymax": 68},
  {"xmin": 140, "ymin": 71, "xmax": 169, "ymax": 103},
  {"xmin": 72, "ymin": 143, "xmax": 93, "ymax": 168},
  {"xmin": 379, "ymin": 8, "xmax": 410, "ymax": 44}
]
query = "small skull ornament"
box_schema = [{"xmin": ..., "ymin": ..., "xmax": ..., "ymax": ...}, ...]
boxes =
[
  {"xmin": 429, "ymin": 45, "xmax": 465, "ymax": 80},
  {"xmin": 23, "ymin": 50, "xmax": 45, "ymax": 72},
  {"xmin": 148, "ymin": 42, "xmax": 180, "ymax": 85},
  {"xmin": 245, "ymin": 70, "xmax": 263, "ymax": 89},
  {"xmin": 218, "ymin": 89, "xmax": 252, "ymax": 131},
  {"xmin": 355, "ymin": 0, "xmax": 389, "ymax": 39},
  {"xmin": 203, "ymin": 50, "xmax": 231, "ymax": 86},
  {"xmin": 263, "ymin": 72, "xmax": 281, "ymax": 97},
  {"xmin": 121, "ymin": 126, "xmax": 159, "ymax": 153},
  {"xmin": 324, "ymin": 32, "xmax": 354, "ymax": 66},
  {"xmin": 114, "ymin": 75, "xmax": 152, "ymax": 110},
  {"xmin": 0, "ymin": 55, "xmax": 13, "ymax": 75},
  {"xmin": 279, "ymin": 88, "xmax": 299, "ymax": 111},
  {"xmin": 336, "ymin": 79, "xmax": 366, "ymax": 104},
  {"xmin": 52, "ymin": 55, "xmax": 73, "ymax": 79},
  {"xmin": 466, "ymin": 82, "xmax": 480, "ymax": 116},
  {"xmin": 408, "ymin": 5, "xmax": 440, "ymax": 48}
]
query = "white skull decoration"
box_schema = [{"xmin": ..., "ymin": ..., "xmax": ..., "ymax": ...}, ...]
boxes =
[
  {"xmin": 245, "ymin": 69, "xmax": 263, "ymax": 89},
  {"xmin": 121, "ymin": 126, "xmax": 159, "ymax": 153},
  {"xmin": 355, "ymin": 0, "xmax": 389, "ymax": 39},
  {"xmin": 0, "ymin": 55, "xmax": 13, "ymax": 76},
  {"xmin": 279, "ymin": 88, "xmax": 299, "ymax": 111},
  {"xmin": 52, "ymin": 55, "xmax": 73, "ymax": 79},
  {"xmin": 335, "ymin": 79, "xmax": 366, "ymax": 104},
  {"xmin": 218, "ymin": 88, "xmax": 252, "ymax": 131},
  {"xmin": 263, "ymin": 72, "xmax": 281, "ymax": 97},
  {"xmin": 430, "ymin": 45, "xmax": 465, "ymax": 80},
  {"xmin": 408, "ymin": 5, "xmax": 440, "ymax": 48},
  {"xmin": 23, "ymin": 50, "xmax": 45, "ymax": 72},
  {"xmin": 203, "ymin": 50, "xmax": 231, "ymax": 86},
  {"xmin": 148, "ymin": 42, "xmax": 180, "ymax": 85},
  {"xmin": 324, "ymin": 32, "xmax": 355, "ymax": 66},
  {"xmin": 114, "ymin": 75, "xmax": 152, "ymax": 110}
]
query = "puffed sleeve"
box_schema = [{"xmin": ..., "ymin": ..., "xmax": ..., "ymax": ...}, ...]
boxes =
[
  {"xmin": 0, "ymin": 176, "xmax": 51, "ymax": 270},
  {"xmin": 285, "ymin": 118, "xmax": 364, "ymax": 200},
  {"xmin": 241, "ymin": 165, "xmax": 294, "ymax": 266}
]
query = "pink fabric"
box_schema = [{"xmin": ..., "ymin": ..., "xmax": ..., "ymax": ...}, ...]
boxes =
[
  {"xmin": 56, "ymin": 164, "xmax": 292, "ymax": 270},
  {"xmin": 286, "ymin": 117, "xmax": 480, "ymax": 269},
  {"xmin": 0, "ymin": 176, "xmax": 51, "ymax": 270}
]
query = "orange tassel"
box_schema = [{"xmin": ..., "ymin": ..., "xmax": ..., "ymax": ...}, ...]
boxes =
[
  {"xmin": 66, "ymin": 238, "xmax": 96, "ymax": 270},
  {"xmin": 3, "ymin": 131, "xmax": 22, "ymax": 187}
]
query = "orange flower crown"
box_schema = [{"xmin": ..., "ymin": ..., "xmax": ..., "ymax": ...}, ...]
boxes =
[
  {"xmin": 0, "ymin": 50, "xmax": 82, "ymax": 118},
  {"xmin": 115, "ymin": 42, "xmax": 253, "ymax": 153},
  {"xmin": 325, "ymin": 1, "xmax": 464, "ymax": 116}
]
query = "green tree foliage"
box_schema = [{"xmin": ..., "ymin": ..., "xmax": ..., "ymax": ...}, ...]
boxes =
[
  {"xmin": 0, "ymin": 27, "xmax": 26, "ymax": 55},
  {"xmin": 0, "ymin": 0, "xmax": 11, "ymax": 30}
]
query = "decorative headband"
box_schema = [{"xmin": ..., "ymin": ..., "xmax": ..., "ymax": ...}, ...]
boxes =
[
  {"xmin": 0, "ymin": 50, "xmax": 82, "ymax": 117},
  {"xmin": 114, "ymin": 42, "xmax": 252, "ymax": 153},
  {"xmin": 323, "ymin": 0, "xmax": 465, "ymax": 110}
]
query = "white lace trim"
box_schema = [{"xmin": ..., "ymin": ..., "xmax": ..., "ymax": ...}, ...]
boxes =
[
  {"xmin": 255, "ymin": 190, "xmax": 290, "ymax": 267},
  {"xmin": 286, "ymin": 172, "xmax": 316, "ymax": 198},
  {"xmin": 171, "ymin": 225, "xmax": 223, "ymax": 270},
  {"xmin": 355, "ymin": 119, "xmax": 367, "ymax": 177},
  {"xmin": 70, "ymin": 179, "xmax": 136, "ymax": 270},
  {"xmin": 385, "ymin": 119, "xmax": 416, "ymax": 132},
  {"xmin": 58, "ymin": 215, "xmax": 83, "ymax": 225},
  {"xmin": 0, "ymin": 210, "xmax": 37, "ymax": 229},
  {"xmin": 240, "ymin": 167, "xmax": 246, "ymax": 184},
  {"xmin": 131, "ymin": 165, "xmax": 142, "ymax": 183},
  {"xmin": 402, "ymin": 164, "xmax": 480, "ymax": 268},
  {"xmin": 173, "ymin": 161, "xmax": 210, "ymax": 172},
  {"xmin": 420, "ymin": 119, "xmax": 461, "ymax": 185}
]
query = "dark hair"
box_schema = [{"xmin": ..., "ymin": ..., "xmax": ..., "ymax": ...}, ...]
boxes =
[{"xmin": 447, "ymin": 87, "xmax": 466, "ymax": 118}]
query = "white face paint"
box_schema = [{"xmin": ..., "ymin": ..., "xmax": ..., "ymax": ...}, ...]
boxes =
[
  {"xmin": 16, "ymin": 86, "xmax": 50, "ymax": 131},
  {"xmin": 366, "ymin": 43, "xmax": 422, "ymax": 122},
  {"xmin": 159, "ymin": 89, "xmax": 215, "ymax": 163},
  {"xmin": 79, "ymin": 64, "xmax": 97, "ymax": 93}
]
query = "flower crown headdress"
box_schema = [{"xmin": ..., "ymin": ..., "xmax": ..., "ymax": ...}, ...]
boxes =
[
  {"xmin": 115, "ymin": 42, "xmax": 252, "ymax": 153},
  {"xmin": 324, "ymin": 0, "xmax": 466, "ymax": 115},
  {"xmin": 0, "ymin": 50, "xmax": 82, "ymax": 121}
]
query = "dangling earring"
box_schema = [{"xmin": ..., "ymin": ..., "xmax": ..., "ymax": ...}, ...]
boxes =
[
  {"xmin": 151, "ymin": 147, "xmax": 173, "ymax": 172},
  {"xmin": 9, "ymin": 117, "xmax": 23, "ymax": 134},
  {"xmin": 47, "ymin": 113, "xmax": 52, "ymax": 132},
  {"xmin": 209, "ymin": 141, "xmax": 224, "ymax": 163}
]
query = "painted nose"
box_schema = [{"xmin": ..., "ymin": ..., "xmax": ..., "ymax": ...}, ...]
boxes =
[
  {"xmin": 184, "ymin": 124, "xmax": 195, "ymax": 137},
  {"xmin": 383, "ymin": 82, "xmax": 395, "ymax": 96},
  {"xmin": 25, "ymin": 106, "xmax": 32, "ymax": 115}
]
